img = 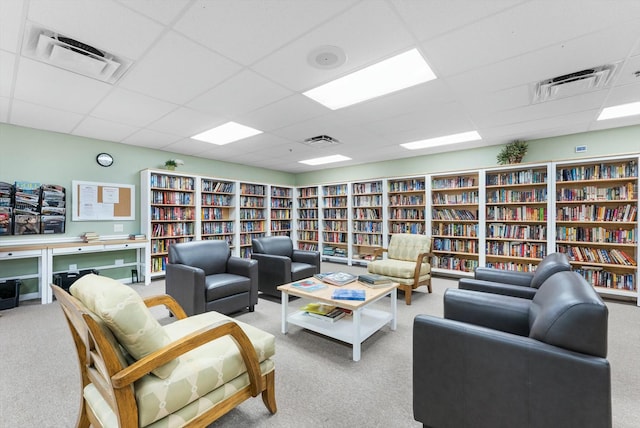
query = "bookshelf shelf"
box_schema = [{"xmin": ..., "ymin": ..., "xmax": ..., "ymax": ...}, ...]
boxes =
[
  {"xmin": 351, "ymin": 180, "xmax": 384, "ymax": 264},
  {"xmin": 297, "ymin": 186, "xmax": 319, "ymax": 251},
  {"xmin": 201, "ymin": 178, "xmax": 235, "ymax": 248},
  {"xmin": 322, "ymin": 183, "xmax": 349, "ymax": 261},
  {"xmin": 387, "ymin": 176, "xmax": 426, "ymax": 238},
  {"xmin": 239, "ymin": 183, "xmax": 266, "ymax": 258},
  {"xmin": 270, "ymin": 185, "xmax": 293, "ymax": 238}
]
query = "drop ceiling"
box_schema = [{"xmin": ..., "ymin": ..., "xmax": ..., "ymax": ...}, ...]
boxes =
[{"xmin": 1, "ymin": 0, "xmax": 640, "ymax": 173}]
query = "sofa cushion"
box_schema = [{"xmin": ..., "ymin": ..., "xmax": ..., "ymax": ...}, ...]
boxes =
[
  {"xmin": 529, "ymin": 271, "xmax": 608, "ymax": 358},
  {"xmin": 387, "ymin": 234, "xmax": 431, "ymax": 262},
  {"xmin": 205, "ymin": 273, "xmax": 251, "ymax": 300},
  {"xmin": 70, "ymin": 274, "xmax": 178, "ymax": 379}
]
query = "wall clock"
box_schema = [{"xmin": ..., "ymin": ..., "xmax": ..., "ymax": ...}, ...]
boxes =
[{"xmin": 96, "ymin": 153, "xmax": 114, "ymax": 167}]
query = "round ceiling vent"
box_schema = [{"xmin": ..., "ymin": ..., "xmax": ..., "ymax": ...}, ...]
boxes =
[{"xmin": 307, "ymin": 46, "xmax": 346, "ymax": 69}]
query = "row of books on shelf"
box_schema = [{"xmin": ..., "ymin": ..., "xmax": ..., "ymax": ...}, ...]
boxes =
[
  {"xmin": 556, "ymin": 160, "xmax": 637, "ymax": 182},
  {"xmin": 555, "ymin": 204, "xmax": 637, "ymax": 222},
  {"xmin": 557, "ymin": 183, "xmax": 635, "ymax": 201},
  {"xmin": 486, "ymin": 224, "xmax": 546, "ymax": 240},
  {"xmin": 433, "ymin": 238, "xmax": 478, "ymax": 253},
  {"xmin": 573, "ymin": 267, "xmax": 636, "ymax": 291},
  {"xmin": 431, "ymin": 255, "xmax": 479, "ymax": 272},
  {"xmin": 486, "ymin": 170, "xmax": 547, "ymax": 186},
  {"xmin": 322, "ymin": 246, "xmax": 347, "ymax": 257},
  {"xmin": 557, "ymin": 246, "xmax": 636, "ymax": 266},
  {"xmin": 486, "ymin": 242, "xmax": 547, "ymax": 259},
  {"xmin": 201, "ymin": 181, "xmax": 233, "ymax": 193},
  {"xmin": 432, "ymin": 209, "xmax": 477, "ymax": 221},
  {"xmin": 432, "ymin": 192, "xmax": 480, "ymax": 204},
  {"xmin": 486, "ymin": 188, "xmax": 547, "ymax": 203},
  {"xmin": 150, "ymin": 174, "xmax": 194, "ymax": 190},
  {"xmin": 151, "ymin": 190, "xmax": 194, "ymax": 205},
  {"xmin": 388, "ymin": 179, "xmax": 425, "ymax": 192},
  {"xmin": 486, "ymin": 207, "xmax": 546, "ymax": 221},
  {"xmin": 556, "ymin": 226, "xmax": 636, "ymax": 244}
]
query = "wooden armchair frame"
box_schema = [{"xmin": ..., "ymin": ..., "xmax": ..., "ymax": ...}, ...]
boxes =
[
  {"xmin": 370, "ymin": 246, "xmax": 433, "ymax": 305},
  {"xmin": 52, "ymin": 285, "xmax": 276, "ymax": 428}
]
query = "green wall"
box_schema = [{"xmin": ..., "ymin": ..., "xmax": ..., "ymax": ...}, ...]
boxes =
[{"xmin": 294, "ymin": 125, "xmax": 640, "ymax": 185}]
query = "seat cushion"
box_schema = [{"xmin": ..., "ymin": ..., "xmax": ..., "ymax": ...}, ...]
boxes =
[
  {"xmin": 205, "ymin": 273, "xmax": 251, "ymax": 300},
  {"xmin": 131, "ymin": 311, "xmax": 275, "ymax": 427},
  {"xmin": 291, "ymin": 262, "xmax": 316, "ymax": 281},
  {"xmin": 70, "ymin": 274, "xmax": 178, "ymax": 379},
  {"xmin": 367, "ymin": 259, "xmax": 430, "ymax": 279}
]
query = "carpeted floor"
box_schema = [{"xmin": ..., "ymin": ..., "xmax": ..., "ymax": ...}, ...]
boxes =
[{"xmin": 1, "ymin": 263, "xmax": 639, "ymax": 427}]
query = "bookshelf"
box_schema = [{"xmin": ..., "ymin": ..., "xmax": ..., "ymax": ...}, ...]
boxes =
[
  {"xmin": 143, "ymin": 171, "xmax": 195, "ymax": 277},
  {"xmin": 321, "ymin": 183, "xmax": 349, "ymax": 261},
  {"xmin": 239, "ymin": 182, "xmax": 266, "ymax": 258},
  {"xmin": 270, "ymin": 185, "xmax": 293, "ymax": 237},
  {"xmin": 200, "ymin": 178, "xmax": 235, "ymax": 248},
  {"xmin": 351, "ymin": 180, "xmax": 384, "ymax": 264},
  {"xmin": 387, "ymin": 176, "xmax": 426, "ymax": 241},
  {"xmin": 296, "ymin": 186, "xmax": 319, "ymax": 251},
  {"xmin": 430, "ymin": 172, "xmax": 480, "ymax": 275},
  {"xmin": 555, "ymin": 156, "xmax": 638, "ymax": 298},
  {"xmin": 485, "ymin": 165, "xmax": 549, "ymax": 272}
]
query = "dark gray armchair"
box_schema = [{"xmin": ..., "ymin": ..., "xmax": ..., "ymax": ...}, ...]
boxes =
[
  {"xmin": 458, "ymin": 252, "xmax": 571, "ymax": 299},
  {"xmin": 251, "ymin": 236, "xmax": 320, "ymax": 298},
  {"xmin": 413, "ymin": 271, "xmax": 611, "ymax": 428},
  {"xmin": 166, "ymin": 240, "xmax": 258, "ymax": 316}
]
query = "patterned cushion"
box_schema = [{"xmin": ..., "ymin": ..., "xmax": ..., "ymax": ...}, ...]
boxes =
[
  {"xmin": 367, "ymin": 259, "xmax": 430, "ymax": 280},
  {"xmin": 387, "ymin": 234, "xmax": 431, "ymax": 261},
  {"xmin": 70, "ymin": 274, "xmax": 178, "ymax": 379},
  {"xmin": 84, "ymin": 311, "xmax": 276, "ymax": 428}
]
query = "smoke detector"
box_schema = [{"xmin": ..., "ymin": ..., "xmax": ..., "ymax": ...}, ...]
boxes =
[
  {"xmin": 302, "ymin": 135, "xmax": 341, "ymax": 147},
  {"xmin": 307, "ymin": 46, "xmax": 347, "ymax": 70},
  {"xmin": 22, "ymin": 23, "xmax": 132, "ymax": 84},
  {"xmin": 532, "ymin": 64, "xmax": 618, "ymax": 103}
]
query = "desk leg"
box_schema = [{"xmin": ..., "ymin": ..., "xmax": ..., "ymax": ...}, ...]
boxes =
[
  {"xmin": 43, "ymin": 249, "xmax": 53, "ymax": 304},
  {"xmin": 352, "ymin": 308, "xmax": 362, "ymax": 362},
  {"xmin": 390, "ymin": 287, "xmax": 397, "ymax": 331},
  {"xmin": 281, "ymin": 291, "xmax": 289, "ymax": 334}
]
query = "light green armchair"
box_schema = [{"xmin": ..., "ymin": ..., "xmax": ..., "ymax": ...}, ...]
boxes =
[
  {"xmin": 367, "ymin": 234, "xmax": 433, "ymax": 305},
  {"xmin": 52, "ymin": 274, "xmax": 276, "ymax": 428}
]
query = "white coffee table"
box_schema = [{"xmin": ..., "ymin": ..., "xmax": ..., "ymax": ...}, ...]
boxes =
[{"xmin": 277, "ymin": 278, "xmax": 398, "ymax": 361}]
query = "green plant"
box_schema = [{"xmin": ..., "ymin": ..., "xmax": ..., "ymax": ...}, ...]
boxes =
[
  {"xmin": 497, "ymin": 140, "xmax": 528, "ymax": 165},
  {"xmin": 164, "ymin": 159, "xmax": 184, "ymax": 169}
]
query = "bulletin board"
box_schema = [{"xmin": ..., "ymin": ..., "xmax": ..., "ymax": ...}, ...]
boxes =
[{"xmin": 72, "ymin": 180, "xmax": 135, "ymax": 221}]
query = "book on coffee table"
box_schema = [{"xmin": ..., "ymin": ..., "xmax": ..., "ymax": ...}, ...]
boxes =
[
  {"xmin": 331, "ymin": 288, "xmax": 366, "ymax": 301},
  {"xmin": 358, "ymin": 273, "xmax": 391, "ymax": 285},
  {"xmin": 315, "ymin": 272, "xmax": 357, "ymax": 286},
  {"xmin": 291, "ymin": 279, "xmax": 326, "ymax": 292}
]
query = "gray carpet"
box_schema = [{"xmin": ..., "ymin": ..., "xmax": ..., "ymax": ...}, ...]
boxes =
[{"xmin": 1, "ymin": 263, "xmax": 639, "ymax": 427}]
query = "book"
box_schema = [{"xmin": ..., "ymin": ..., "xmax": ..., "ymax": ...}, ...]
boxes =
[
  {"xmin": 316, "ymin": 272, "xmax": 357, "ymax": 286},
  {"xmin": 358, "ymin": 273, "xmax": 391, "ymax": 285},
  {"xmin": 305, "ymin": 307, "xmax": 346, "ymax": 323},
  {"xmin": 291, "ymin": 279, "xmax": 326, "ymax": 292},
  {"xmin": 300, "ymin": 302, "xmax": 336, "ymax": 315},
  {"xmin": 331, "ymin": 288, "xmax": 366, "ymax": 301}
]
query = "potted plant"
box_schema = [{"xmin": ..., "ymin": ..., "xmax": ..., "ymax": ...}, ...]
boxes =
[
  {"xmin": 497, "ymin": 140, "xmax": 528, "ymax": 165},
  {"xmin": 164, "ymin": 159, "xmax": 184, "ymax": 170}
]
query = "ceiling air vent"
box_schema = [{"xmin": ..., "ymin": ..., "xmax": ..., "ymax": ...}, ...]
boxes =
[
  {"xmin": 302, "ymin": 135, "xmax": 341, "ymax": 148},
  {"xmin": 22, "ymin": 23, "xmax": 132, "ymax": 84},
  {"xmin": 532, "ymin": 64, "xmax": 618, "ymax": 103}
]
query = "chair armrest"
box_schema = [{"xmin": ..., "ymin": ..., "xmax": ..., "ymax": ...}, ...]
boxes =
[
  {"xmin": 474, "ymin": 267, "xmax": 534, "ymax": 287},
  {"xmin": 227, "ymin": 256, "xmax": 258, "ymax": 277},
  {"xmin": 165, "ymin": 264, "xmax": 206, "ymax": 316},
  {"xmin": 143, "ymin": 294, "xmax": 188, "ymax": 319},
  {"xmin": 292, "ymin": 249, "xmax": 320, "ymax": 268},
  {"xmin": 112, "ymin": 319, "xmax": 263, "ymax": 397},
  {"xmin": 458, "ymin": 278, "xmax": 538, "ymax": 299},
  {"xmin": 372, "ymin": 247, "xmax": 388, "ymax": 258},
  {"xmin": 251, "ymin": 253, "xmax": 292, "ymax": 281},
  {"xmin": 444, "ymin": 288, "xmax": 530, "ymax": 336},
  {"xmin": 413, "ymin": 315, "xmax": 611, "ymax": 428}
]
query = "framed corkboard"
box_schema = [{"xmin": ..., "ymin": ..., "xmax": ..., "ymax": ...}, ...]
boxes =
[{"xmin": 72, "ymin": 180, "xmax": 135, "ymax": 221}]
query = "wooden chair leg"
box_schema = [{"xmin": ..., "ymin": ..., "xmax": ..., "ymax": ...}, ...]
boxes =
[
  {"xmin": 404, "ymin": 285, "xmax": 412, "ymax": 305},
  {"xmin": 427, "ymin": 278, "xmax": 432, "ymax": 293},
  {"xmin": 261, "ymin": 370, "xmax": 277, "ymax": 414}
]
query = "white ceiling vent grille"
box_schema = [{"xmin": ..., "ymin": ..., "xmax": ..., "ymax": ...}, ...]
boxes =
[
  {"xmin": 22, "ymin": 23, "xmax": 132, "ymax": 84},
  {"xmin": 532, "ymin": 64, "xmax": 618, "ymax": 103},
  {"xmin": 302, "ymin": 135, "xmax": 341, "ymax": 148}
]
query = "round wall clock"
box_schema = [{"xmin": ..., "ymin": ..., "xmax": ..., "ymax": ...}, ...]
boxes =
[{"xmin": 96, "ymin": 153, "xmax": 114, "ymax": 167}]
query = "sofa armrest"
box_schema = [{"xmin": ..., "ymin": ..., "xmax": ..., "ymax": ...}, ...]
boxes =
[
  {"xmin": 444, "ymin": 288, "xmax": 530, "ymax": 336},
  {"xmin": 474, "ymin": 267, "xmax": 534, "ymax": 286},
  {"xmin": 250, "ymin": 253, "xmax": 292, "ymax": 294},
  {"xmin": 413, "ymin": 315, "xmax": 611, "ymax": 428},
  {"xmin": 292, "ymin": 249, "xmax": 320, "ymax": 269},
  {"xmin": 227, "ymin": 256, "xmax": 257, "ymax": 277},
  {"xmin": 459, "ymin": 278, "xmax": 538, "ymax": 299},
  {"xmin": 165, "ymin": 264, "xmax": 206, "ymax": 316}
]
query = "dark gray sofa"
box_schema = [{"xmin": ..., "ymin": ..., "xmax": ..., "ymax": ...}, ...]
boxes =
[
  {"xmin": 251, "ymin": 236, "xmax": 320, "ymax": 298},
  {"xmin": 166, "ymin": 240, "xmax": 258, "ymax": 316},
  {"xmin": 413, "ymin": 270, "xmax": 611, "ymax": 428},
  {"xmin": 458, "ymin": 252, "xmax": 571, "ymax": 299}
]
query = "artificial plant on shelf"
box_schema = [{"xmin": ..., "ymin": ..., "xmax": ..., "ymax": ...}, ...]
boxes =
[
  {"xmin": 497, "ymin": 140, "xmax": 528, "ymax": 165},
  {"xmin": 164, "ymin": 159, "xmax": 184, "ymax": 170}
]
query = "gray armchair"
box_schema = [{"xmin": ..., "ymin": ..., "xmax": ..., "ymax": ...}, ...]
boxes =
[
  {"xmin": 251, "ymin": 236, "xmax": 320, "ymax": 298},
  {"xmin": 413, "ymin": 271, "xmax": 611, "ymax": 428},
  {"xmin": 166, "ymin": 240, "xmax": 258, "ymax": 316},
  {"xmin": 458, "ymin": 252, "xmax": 571, "ymax": 299}
]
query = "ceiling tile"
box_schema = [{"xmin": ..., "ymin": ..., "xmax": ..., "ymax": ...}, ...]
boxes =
[
  {"xmin": 614, "ymin": 54, "xmax": 640, "ymax": 86},
  {"xmin": 91, "ymin": 88, "xmax": 177, "ymax": 127},
  {"xmin": 119, "ymin": 31, "xmax": 242, "ymax": 104},
  {"xmin": 12, "ymin": 57, "xmax": 112, "ymax": 114},
  {"xmin": 241, "ymin": 94, "xmax": 327, "ymax": 132},
  {"xmin": 174, "ymin": 0, "xmax": 356, "ymax": 65},
  {"xmin": 187, "ymin": 69, "xmax": 293, "ymax": 117},
  {"xmin": 115, "ymin": 0, "xmax": 191, "ymax": 25},
  {"xmin": 0, "ymin": 97, "xmax": 9, "ymax": 122},
  {"xmin": 252, "ymin": 0, "xmax": 415, "ymax": 92},
  {"xmin": 10, "ymin": 99, "xmax": 83, "ymax": 133},
  {"xmin": 26, "ymin": 0, "xmax": 164, "ymax": 60},
  {"xmin": 72, "ymin": 116, "xmax": 137, "ymax": 142},
  {"xmin": 147, "ymin": 107, "xmax": 223, "ymax": 137},
  {"xmin": 122, "ymin": 128, "xmax": 181, "ymax": 148},
  {"xmin": 161, "ymin": 138, "xmax": 223, "ymax": 156},
  {"xmin": 0, "ymin": 51, "xmax": 16, "ymax": 98},
  {"xmin": 0, "ymin": 0, "xmax": 23, "ymax": 52}
]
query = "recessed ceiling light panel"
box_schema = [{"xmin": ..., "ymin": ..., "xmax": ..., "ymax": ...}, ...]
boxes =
[
  {"xmin": 597, "ymin": 101, "xmax": 640, "ymax": 120},
  {"xmin": 400, "ymin": 131, "xmax": 482, "ymax": 150},
  {"xmin": 191, "ymin": 122, "xmax": 262, "ymax": 145},
  {"xmin": 299, "ymin": 154, "xmax": 351, "ymax": 166}
]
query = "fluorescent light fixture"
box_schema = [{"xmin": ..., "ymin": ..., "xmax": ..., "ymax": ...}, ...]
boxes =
[
  {"xmin": 303, "ymin": 48, "xmax": 436, "ymax": 110},
  {"xmin": 400, "ymin": 131, "xmax": 482, "ymax": 150},
  {"xmin": 299, "ymin": 154, "xmax": 351, "ymax": 166},
  {"xmin": 191, "ymin": 121, "xmax": 262, "ymax": 145},
  {"xmin": 597, "ymin": 101, "xmax": 640, "ymax": 120}
]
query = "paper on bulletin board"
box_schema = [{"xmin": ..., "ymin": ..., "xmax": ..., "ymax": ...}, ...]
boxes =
[{"xmin": 73, "ymin": 180, "xmax": 134, "ymax": 221}]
